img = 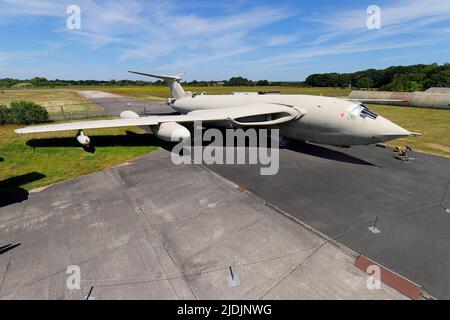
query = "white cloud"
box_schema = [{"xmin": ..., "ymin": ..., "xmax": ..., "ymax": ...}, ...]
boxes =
[
  {"xmin": 117, "ymin": 5, "xmax": 295, "ymax": 65},
  {"xmin": 0, "ymin": 0, "xmax": 65, "ymax": 17},
  {"xmin": 266, "ymin": 35, "xmax": 299, "ymax": 46},
  {"xmin": 234, "ymin": 0, "xmax": 450, "ymax": 75},
  {"xmin": 308, "ymin": 0, "xmax": 450, "ymax": 33},
  {"xmin": 0, "ymin": 0, "xmax": 449, "ymax": 80},
  {"xmin": 0, "ymin": 50, "xmax": 49, "ymax": 66},
  {"xmin": 0, "ymin": 0, "xmax": 295, "ymax": 61}
]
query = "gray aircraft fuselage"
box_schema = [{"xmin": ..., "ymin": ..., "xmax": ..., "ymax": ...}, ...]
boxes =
[{"xmin": 172, "ymin": 94, "xmax": 412, "ymax": 146}]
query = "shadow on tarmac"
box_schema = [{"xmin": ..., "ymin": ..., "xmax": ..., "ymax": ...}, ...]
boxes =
[
  {"xmin": 0, "ymin": 172, "xmax": 46, "ymax": 208},
  {"xmin": 286, "ymin": 140, "xmax": 380, "ymax": 167},
  {"xmin": 24, "ymin": 128, "xmax": 376, "ymax": 168},
  {"xmin": 26, "ymin": 131, "xmax": 161, "ymax": 149},
  {"xmin": 0, "ymin": 243, "xmax": 21, "ymax": 256}
]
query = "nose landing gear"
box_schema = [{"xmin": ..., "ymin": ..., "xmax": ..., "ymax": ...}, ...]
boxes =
[
  {"xmin": 393, "ymin": 146, "xmax": 414, "ymax": 163},
  {"xmin": 279, "ymin": 137, "xmax": 291, "ymax": 148}
]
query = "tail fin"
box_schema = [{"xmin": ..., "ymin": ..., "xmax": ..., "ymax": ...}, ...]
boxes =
[{"xmin": 128, "ymin": 71, "xmax": 189, "ymax": 100}]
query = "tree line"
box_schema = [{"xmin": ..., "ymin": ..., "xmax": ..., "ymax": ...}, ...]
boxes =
[
  {"xmin": 0, "ymin": 76, "xmax": 300, "ymax": 88},
  {"xmin": 1, "ymin": 63, "xmax": 449, "ymax": 92},
  {"xmin": 304, "ymin": 63, "xmax": 450, "ymax": 91},
  {"xmin": 0, "ymin": 78, "xmax": 153, "ymax": 88}
]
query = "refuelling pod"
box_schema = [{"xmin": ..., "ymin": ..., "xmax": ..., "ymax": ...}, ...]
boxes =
[
  {"xmin": 76, "ymin": 130, "xmax": 91, "ymax": 146},
  {"xmin": 120, "ymin": 111, "xmax": 140, "ymax": 119},
  {"xmin": 152, "ymin": 122, "xmax": 191, "ymax": 142}
]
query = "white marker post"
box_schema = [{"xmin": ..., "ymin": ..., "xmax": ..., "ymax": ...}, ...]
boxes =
[
  {"xmin": 368, "ymin": 213, "xmax": 381, "ymax": 234},
  {"xmin": 83, "ymin": 286, "xmax": 96, "ymax": 300},
  {"xmin": 60, "ymin": 105, "xmax": 66, "ymax": 120},
  {"xmin": 227, "ymin": 262, "xmax": 240, "ymax": 288}
]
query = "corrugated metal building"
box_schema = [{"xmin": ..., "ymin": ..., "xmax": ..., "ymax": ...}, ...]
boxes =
[
  {"xmin": 349, "ymin": 90, "xmax": 450, "ymax": 110},
  {"xmin": 425, "ymin": 87, "xmax": 450, "ymax": 94}
]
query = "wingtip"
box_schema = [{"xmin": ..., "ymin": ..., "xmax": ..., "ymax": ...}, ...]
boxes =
[{"xmin": 409, "ymin": 132, "xmax": 422, "ymax": 137}]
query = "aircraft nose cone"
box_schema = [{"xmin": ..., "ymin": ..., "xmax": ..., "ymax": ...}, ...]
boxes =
[{"xmin": 372, "ymin": 116, "xmax": 412, "ymax": 142}]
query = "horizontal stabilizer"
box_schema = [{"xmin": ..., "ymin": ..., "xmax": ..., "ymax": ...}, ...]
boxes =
[
  {"xmin": 129, "ymin": 71, "xmax": 187, "ymax": 99},
  {"xmin": 128, "ymin": 71, "xmax": 183, "ymax": 82}
]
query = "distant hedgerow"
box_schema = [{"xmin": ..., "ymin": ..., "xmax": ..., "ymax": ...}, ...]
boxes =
[
  {"xmin": 0, "ymin": 104, "xmax": 9, "ymax": 125},
  {"xmin": 0, "ymin": 101, "xmax": 49, "ymax": 125}
]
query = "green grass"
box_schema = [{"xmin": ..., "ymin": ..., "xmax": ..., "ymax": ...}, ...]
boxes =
[
  {"xmin": 1, "ymin": 87, "xmax": 447, "ymax": 195},
  {"xmin": 0, "ymin": 123, "xmax": 158, "ymax": 191},
  {"xmin": 5, "ymin": 85, "xmax": 350, "ymax": 102},
  {"xmin": 369, "ymin": 105, "xmax": 450, "ymax": 157},
  {"xmin": 59, "ymin": 85, "xmax": 351, "ymax": 101},
  {"xmin": 0, "ymin": 90, "xmax": 102, "ymax": 116}
]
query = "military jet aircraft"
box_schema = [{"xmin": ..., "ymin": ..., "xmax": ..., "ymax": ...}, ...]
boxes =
[{"xmin": 15, "ymin": 72, "xmax": 420, "ymax": 147}]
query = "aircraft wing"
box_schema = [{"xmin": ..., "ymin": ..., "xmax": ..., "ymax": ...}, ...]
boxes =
[
  {"xmin": 15, "ymin": 103, "xmax": 305, "ymax": 134},
  {"xmin": 15, "ymin": 118, "xmax": 159, "ymax": 134}
]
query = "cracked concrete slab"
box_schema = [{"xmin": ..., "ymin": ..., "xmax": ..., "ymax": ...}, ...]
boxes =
[
  {"xmin": 207, "ymin": 142, "xmax": 450, "ymax": 299},
  {"xmin": 0, "ymin": 150, "xmax": 406, "ymax": 300}
]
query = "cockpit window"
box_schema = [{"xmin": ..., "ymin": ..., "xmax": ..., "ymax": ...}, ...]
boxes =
[
  {"xmin": 360, "ymin": 106, "xmax": 378, "ymax": 119},
  {"xmin": 346, "ymin": 104, "xmax": 378, "ymax": 120}
]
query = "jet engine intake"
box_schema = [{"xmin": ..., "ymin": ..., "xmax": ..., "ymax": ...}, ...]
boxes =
[
  {"xmin": 120, "ymin": 111, "xmax": 140, "ymax": 119},
  {"xmin": 152, "ymin": 122, "xmax": 191, "ymax": 142}
]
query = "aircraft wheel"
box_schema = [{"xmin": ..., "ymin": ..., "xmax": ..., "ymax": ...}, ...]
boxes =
[{"xmin": 278, "ymin": 136, "xmax": 290, "ymax": 149}]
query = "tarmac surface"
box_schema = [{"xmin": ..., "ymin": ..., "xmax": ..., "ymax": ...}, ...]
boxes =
[
  {"xmin": 78, "ymin": 91, "xmax": 450, "ymax": 299},
  {"xmin": 207, "ymin": 143, "xmax": 450, "ymax": 299},
  {"xmin": 0, "ymin": 150, "xmax": 404, "ymax": 300},
  {"xmin": 50, "ymin": 91, "xmax": 173, "ymax": 120},
  {"xmin": 1, "ymin": 92, "xmax": 445, "ymax": 299}
]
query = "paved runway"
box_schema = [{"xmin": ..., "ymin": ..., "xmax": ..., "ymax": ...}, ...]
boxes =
[
  {"xmin": 0, "ymin": 151, "xmax": 404, "ymax": 300},
  {"xmin": 77, "ymin": 92, "xmax": 450, "ymax": 299},
  {"xmin": 207, "ymin": 142, "xmax": 450, "ymax": 299},
  {"xmin": 50, "ymin": 91, "xmax": 175, "ymax": 120},
  {"xmin": 4, "ymin": 91, "xmax": 445, "ymax": 299}
]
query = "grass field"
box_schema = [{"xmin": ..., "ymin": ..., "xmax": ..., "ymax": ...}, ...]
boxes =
[
  {"xmin": 0, "ymin": 90, "xmax": 102, "ymax": 116},
  {"xmin": 369, "ymin": 105, "xmax": 450, "ymax": 157},
  {"xmin": 0, "ymin": 86, "xmax": 448, "ymax": 194},
  {"xmin": 96, "ymin": 86, "xmax": 351, "ymax": 100},
  {"xmin": 0, "ymin": 85, "xmax": 352, "ymax": 106},
  {"xmin": 0, "ymin": 123, "xmax": 158, "ymax": 191},
  {"xmin": 0, "ymin": 85, "xmax": 350, "ymax": 192}
]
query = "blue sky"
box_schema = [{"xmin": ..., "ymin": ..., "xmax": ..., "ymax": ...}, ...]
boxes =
[{"xmin": 1, "ymin": 0, "xmax": 450, "ymax": 81}]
